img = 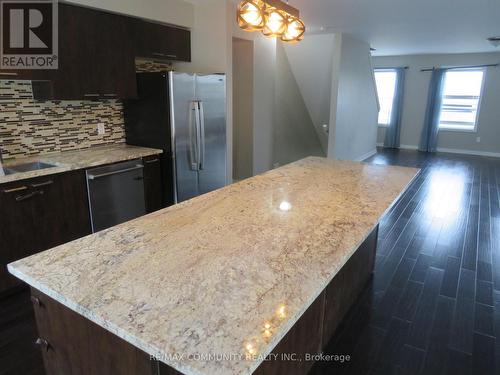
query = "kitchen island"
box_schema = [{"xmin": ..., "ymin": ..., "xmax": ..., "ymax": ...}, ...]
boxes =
[{"xmin": 8, "ymin": 157, "xmax": 419, "ymax": 375}]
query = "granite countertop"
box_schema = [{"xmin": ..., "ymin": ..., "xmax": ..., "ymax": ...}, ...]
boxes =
[
  {"xmin": 0, "ymin": 144, "xmax": 163, "ymax": 184},
  {"xmin": 8, "ymin": 157, "xmax": 419, "ymax": 375}
]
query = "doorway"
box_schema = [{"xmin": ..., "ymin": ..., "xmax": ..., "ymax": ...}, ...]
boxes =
[{"xmin": 232, "ymin": 37, "xmax": 254, "ymax": 181}]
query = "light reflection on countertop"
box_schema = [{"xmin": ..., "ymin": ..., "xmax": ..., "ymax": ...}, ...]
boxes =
[
  {"xmin": 8, "ymin": 157, "xmax": 419, "ymax": 375},
  {"xmin": 279, "ymin": 201, "xmax": 292, "ymax": 211}
]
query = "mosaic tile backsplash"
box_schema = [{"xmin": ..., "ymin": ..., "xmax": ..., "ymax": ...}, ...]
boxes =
[
  {"xmin": 0, "ymin": 60, "xmax": 175, "ymax": 160},
  {"xmin": 0, "ymin": 80, "xmax": 125, "ymax": 160},
  {"xmin": 135, "ymin": 58, "xmax": 173, "ymax": 72}
]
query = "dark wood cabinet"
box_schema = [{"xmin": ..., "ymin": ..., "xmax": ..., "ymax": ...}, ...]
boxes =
[
  {"xmin": 0, "ymin": 171, "xmax": 91, "ymax": 294},
  {"xmin": 133, "ymin": 20, "xmax": 191, "ymax": 62},
  {"xmin": 34, "ymin": 4, "xmax": 138, "ymax": 100},
  {"xmin": 0, "ymin": 154, "xmax": 163, "ymax": 294},
  {"xmin": 143, "ymin": 156, "xmax": 164, "ymax": 213},
  {"xmin": 27, "ymin": 4, "xmax": 191, "ymax": 100},
  {"xmin": 30, "ymin": 288, "xmax": 156, "ymax": 375}
]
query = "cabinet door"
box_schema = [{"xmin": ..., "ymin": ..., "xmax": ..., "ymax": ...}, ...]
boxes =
[
  {"xmin": 0, "ymin": 171, "xmax": 91, "ymax": 293},
  {"xmin": 84, "ymin": 9, "xmax": 137, "ymax": 99},
  {"xmin": 0, "ymin": 182, "xmax": 39, "ymax": 292},
  {"xmin": 143, "ymin": 156, "xmax": 163, "ymax": 213},
  {"xmin": 41, "ymin": 4, "xmax": 137, "ymax": 100},
  {"xmin": 134, "ymin": 20, "xmax": 191, "ymax": 62},
  {"xmin": 31, "ymin": 172, "xmax": 91, "ymax": 250},
  {"xmin": 31, "ymin": 289, "xmax": 158, "ymax": 375},
  {"xmin": 35, "ymin": 3, "xmax": 97, "ymax": 100}
]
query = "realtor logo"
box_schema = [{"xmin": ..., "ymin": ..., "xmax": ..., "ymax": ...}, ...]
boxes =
[{"xmin": 1, "ymin": 0, "xmax": 58, "ymax": 69}]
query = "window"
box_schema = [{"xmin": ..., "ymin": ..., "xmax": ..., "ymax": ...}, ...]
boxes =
[
  {"xmin": 438, "ymin": 69, "xmax": 485, "ymax": 131},
  {"xmin": 374, "ymin": 69, "xmax": 397, "ymax": 126}
]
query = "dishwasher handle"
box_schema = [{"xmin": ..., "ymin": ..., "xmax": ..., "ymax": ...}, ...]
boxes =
[{"xmin": 87, "ymin": 165, "xmax": 144, "ymax": 180}]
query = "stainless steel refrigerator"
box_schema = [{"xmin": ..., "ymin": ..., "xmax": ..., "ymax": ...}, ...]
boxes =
[{"xmin": 124, "ymin": 71, "xmax": 227, "ymax": 204}]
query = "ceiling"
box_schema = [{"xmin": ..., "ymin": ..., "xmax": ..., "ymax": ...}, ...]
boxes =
[{"xmin": 286, "ymin": 0, "xmax": 500, "ymax": 56}]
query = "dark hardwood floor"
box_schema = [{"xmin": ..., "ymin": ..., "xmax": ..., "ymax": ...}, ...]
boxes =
[
  {"xmin": 313, "ymin": 148, "xmax": 500, "ymax": 375},
  {"xmin": 1, "ymin": 148, "xmax": 499, "ymax": 375}
]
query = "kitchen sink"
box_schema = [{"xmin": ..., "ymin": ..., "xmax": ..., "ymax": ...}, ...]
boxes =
[{"xmin": 2, "ymin": 161, "xmax": 57, "ymax": 175}]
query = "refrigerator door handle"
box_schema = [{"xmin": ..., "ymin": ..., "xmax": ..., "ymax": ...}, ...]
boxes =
[
  {"xmin": 194, "ymin": 101, "xmax": 202, "ymax": 169},
  {"xmin": 198, "ymin": 101, "xmax": 206, "ymax": 170},
  {"xmin": 189, "ymin": 101, "xmax": 199, "ymax": 171}
]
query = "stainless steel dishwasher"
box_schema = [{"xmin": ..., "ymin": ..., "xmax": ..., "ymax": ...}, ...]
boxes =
[{"xmin": 86, "ymin": 159, "xmax": 146, "ymax": 232}]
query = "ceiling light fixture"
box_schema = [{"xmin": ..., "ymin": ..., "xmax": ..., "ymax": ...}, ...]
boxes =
[{"xmin": 237, "ymin": 0, "xmax": 305, "ymax": 43}]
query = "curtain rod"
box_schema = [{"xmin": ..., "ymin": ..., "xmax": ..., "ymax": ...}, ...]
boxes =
[
  {"xmin": 374, "ymin": 66, "xmax": 409, "ymax": 70},
  {"xmin": 420, "ymin": 63, "xmax": 499, "ymax": 72}
]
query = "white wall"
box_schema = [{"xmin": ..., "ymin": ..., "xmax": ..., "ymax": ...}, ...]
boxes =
[
  {"xmin": 326, "ymin": 34, "xmax": 342, "ymax": 157},
  {"xmin": 274, "ymin": 42, "xmax": 324, "ymax": 167},
  {"xmin": 232, "ymin": 10, "xmax": 276, "ymax": 175},
  {"xmin": 283, "ymin": 35, "xmax": 336, "ymax": 153},
  {"xmin": 329, "ymin": 35, "xmax": 379, "ymax": 161},
  {"xmin": 374, "ymin": 52, "xmax": 500, "ymax": 155},
  {"xmin": 232, "ymin": 38, "xmax": 254, "ymax": 180},
  {"xmin": 252, "ymin": 37, "xmax": 276, "ymax": 174},
  {"xmin": 66, "ymin": 0, "xmax": 194, "ymax": 27}
]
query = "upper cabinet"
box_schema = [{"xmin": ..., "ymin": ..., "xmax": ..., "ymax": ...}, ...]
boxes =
[
  {"xmin": 45, "ymin": 4, "xmax": 137, "ymax": 100},
  {"xmin": 16, "ymin": 3, "xmax": 191, "ymax": 100},
  {"xmin": 134, "ymin": 19, "xmax": 191, "ymax": 62}
]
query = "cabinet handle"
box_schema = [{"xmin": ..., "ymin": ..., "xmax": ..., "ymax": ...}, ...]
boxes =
[
  {"xmin": 30, "ymin": 180, "xmax": 53, "ymax": 188},
  {"xmin": 144, "ymin": 158, "xmax": 159, "ymax": 164},
  {"xmin": 35, "ymin": 338, "xmax": 50, "ymax": 352},
  {"xmin": 3, "ymin": 186, "xmax": 27, "ymax": 193},
  {"xmin": 15, "ymin": 190, "xmax": 43, "ymax": 202},
  {"xmin": 0, "ymin": 72, "xmax": 18, "ymax": 76},
  {"xmin": 30, "ymin": 296, "xmax": 42, "ymax": 307},
  {"xmin": 87, "ymin": 164, "xmax": 144, "ymax": 180},
  {"xmin": 84, "ymin": 94, "xmax": 100, "ymax": 99},
  {"xmin": 102, "ymin": 94, "xmax": 117, "ymax": 98}
]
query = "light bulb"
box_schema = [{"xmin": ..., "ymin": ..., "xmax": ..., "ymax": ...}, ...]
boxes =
[
  {"xmin": 242, "ymin": 3, "xmax": 260, "ymax": 25},
  {"xmin": 262, "ymin": 9, "xmax": 286, "ymax": 37},
  {"xmin": 281, "ymin": 16, "xmax": 305, "ymax": 43},
  {"xmin": 237, "ymin": 0, "xmax": 265, "ymax": 31}
]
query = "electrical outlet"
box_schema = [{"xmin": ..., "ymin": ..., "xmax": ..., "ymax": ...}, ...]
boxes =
[
  {"xmin": 97, "ymin": 123, "xmax": 105, "ymax": 135},
  {"xmin": 476, "ymin": 137, "xmax": 481, "ymax": 143}
]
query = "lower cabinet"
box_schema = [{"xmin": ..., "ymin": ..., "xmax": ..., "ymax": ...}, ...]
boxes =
[
  {"xmin": 1, "ymin": 156, "xmax": 164, "ymax": 295},
  {"xmin": 0, "ymin": 171, "xmax": 91, "ymax": 294},
  {"xmin": 31, "ymin": 289, "xmax": 159, "ymax": 375}
]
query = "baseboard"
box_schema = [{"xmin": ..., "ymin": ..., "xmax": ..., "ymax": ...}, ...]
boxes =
[
  {"xmin": 436, "ymin": 147, "xmax": 500, "ymax": 158},
  {"xmin": 377, "ymin": 143, "xmax": 500, "ymax": 158},
  {"xmin": 356, "ymin": 149, "xmax": 378, "ymax": 162},
  {"xmin": 376, "ymin": 143, "xmax": 419, "ymax": 150}
]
